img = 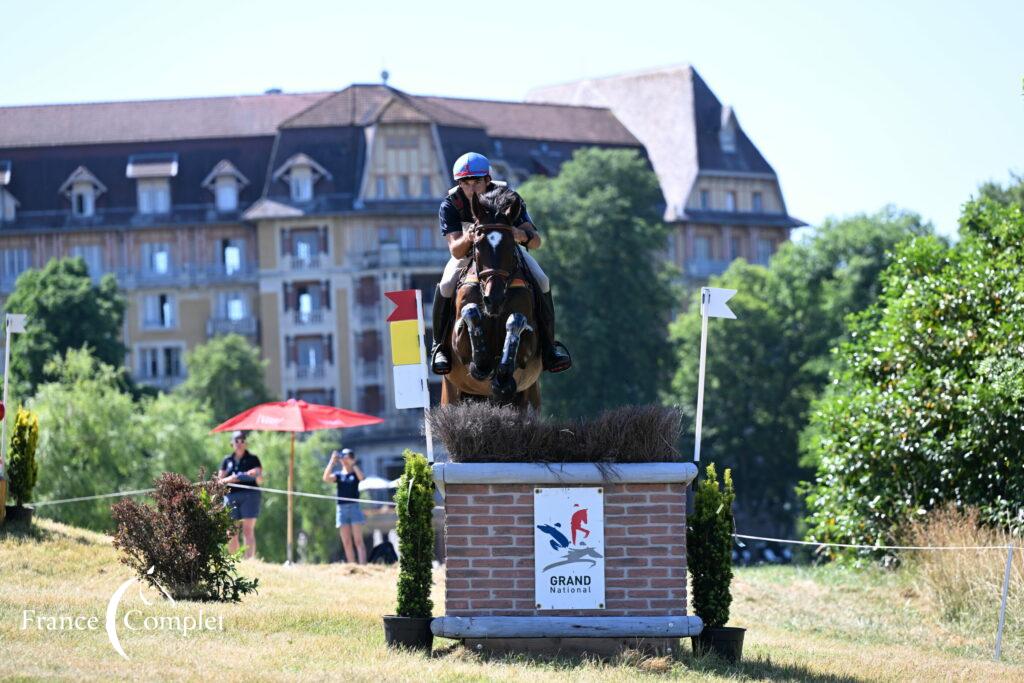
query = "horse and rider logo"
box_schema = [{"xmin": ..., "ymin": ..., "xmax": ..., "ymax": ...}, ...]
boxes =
[{"xmin": 536, "ymin": 502, "xmax": 604, "ymax": 572}]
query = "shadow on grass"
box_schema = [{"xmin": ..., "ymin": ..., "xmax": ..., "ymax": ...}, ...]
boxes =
[
  {"xmin": 432, "ymin": 642, "xmax": 869, "ymax": 682},
  {"xmin": 0, "ymin": 516, "xmax": 94, "ymax": 545}
]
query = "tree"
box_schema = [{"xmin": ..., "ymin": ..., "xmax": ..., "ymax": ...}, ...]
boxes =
[
  {"xmin": 666, "ymin": 208, "xmax": 932, "ymax": 533},
  {"xmin": 802, "ymin": 196, "xmax": 1024, "ymax": 549},
  {"xmin": 7, "ymin": 406, "xmax": 39, "ymax": 506},
  {"xmin": 518, "ymin": 148, "xmax": 678, "ymax": 418},
  {"xmin": 977, "ymin": 171, "xmax": 1024, "ymax": 208},
  {"xmin": 176, "ymin": 334, "xmax": 272, "ymax": 424},
  {"xmin": 4, "ymin": 257, "xmax": 126, "ymax": 398}
]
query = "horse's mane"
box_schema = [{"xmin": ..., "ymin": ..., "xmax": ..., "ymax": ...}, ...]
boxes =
[{"xmin": 476, "ymin": 185, "xmax": 522, "ymax": 225}]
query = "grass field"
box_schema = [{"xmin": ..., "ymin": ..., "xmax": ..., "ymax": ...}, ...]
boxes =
[{"xmin": 0, "ymin": 518, "xmax": 1020, "ymax": 682}]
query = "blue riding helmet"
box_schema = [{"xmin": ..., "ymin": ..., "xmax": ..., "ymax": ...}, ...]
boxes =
[{"xmin": 452, "ymin": 152, "xmax": 491, "ymax": 180}]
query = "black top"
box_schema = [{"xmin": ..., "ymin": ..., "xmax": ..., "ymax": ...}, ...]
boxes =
[
  {"xmin": 438, "ymin": 187, "xmax": 533, "ymax": 237},
  {"xmin": 219, "ymin": 452, "xmax": 262, "ymax": 495},
  {"xmin": 333, "ymin": 469, "xmax": 360, "ymax": 506}
]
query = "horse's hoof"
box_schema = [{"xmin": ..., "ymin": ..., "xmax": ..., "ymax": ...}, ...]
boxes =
[{"xmin": 470, "ymin": 363, "xmax": 493, "ymax": 381}]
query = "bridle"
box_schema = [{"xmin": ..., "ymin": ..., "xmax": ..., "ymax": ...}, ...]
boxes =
[{"xmin": 472, "ymin": 223, "xmax": 517, "ymax": 287}]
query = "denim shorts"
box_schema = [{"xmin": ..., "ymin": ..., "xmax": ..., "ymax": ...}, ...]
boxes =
[
  {"xmin": 226, "ymin": 493, "xmax": 261, "ymax": 520},
  {"xmin": 335, "ymin": 504, "xmax": 366, "ymax": 527}
]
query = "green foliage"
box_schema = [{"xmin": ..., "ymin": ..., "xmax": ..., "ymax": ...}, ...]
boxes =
[
  {"xmin": 688, "ymin": 464, "xmax": 735, "ymax": 628},
  {"xmin": 7, "ymin": 407, "xmax": 39, "ymax": 506},
  {"xmin": 112, "ymin": 472, "xmax": 258, "ymax": 602},
  {"xmin": 802, "ymin": 197, "xmax": 1024, "ymax": 549},
  {"xmin": 4, "ymin": 257, "xmax": 126, "ymax": 398},
  {"xmin": 976, "ymin": 171, "xmax": 1024, "ymax": 209},
  {"xmin": 666, "ymin": 208, "xmax": 932, "ymax": 530},
  {"xmin": 518, "ymin": 148, "xmax": 679, "ymax": 418},
  {"xmin": 394, "ymin": 450, "xmax": 433, "ymax": 618},
  {"xmin": 176, "ymin": 334, "xmax": 273, "ymax": 424}
]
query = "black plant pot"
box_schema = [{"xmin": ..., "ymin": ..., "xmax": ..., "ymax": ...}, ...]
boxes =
[
  {"xmin": 383, "ymin": 615, "xmax": 433, "ymax": 651},
  {"xmin": 4, "ymin": 505, "xmax": 33, "ymax": 525},
  {"xmin": 692, "ymin": 626, "xmax": 746, "ymax": 662}
]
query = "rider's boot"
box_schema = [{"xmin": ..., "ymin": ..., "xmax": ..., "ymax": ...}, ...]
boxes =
[
  {"xmin": 537, "ymin": 290, "xmax": 572, "ymax": 373},
  {"xmin": 430, "ymin": 286, "xmax": 454, "ymax": 375}
]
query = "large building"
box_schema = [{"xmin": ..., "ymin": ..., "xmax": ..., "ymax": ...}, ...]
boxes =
[{"xmin": 0, "ymin": 66, "xmax": 802, "ymax": 479}]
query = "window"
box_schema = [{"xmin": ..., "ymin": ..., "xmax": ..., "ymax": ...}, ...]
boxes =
[
  {"xmin": 375, "ymin": 175, "xmax": 387, "ymax": 198},
  {"xmin": 143, "ymin": 293, "xmax": 175, "ymax": 329},
  {"xmin": 1, "ymin": 248, "xmax": 30, "ymax": 280},
  {"xmin": 0, "ymin": 190, "xmax": 16, "ymax": 222},
  {"xmin": 221, "ymin": 239, "xmax": 244, "ymax": 275},
  {"xmin": 694, "ymin": 236, "xmax": 712, "ymax": 261},
  {"xmin": 142, "ymin": 243, "xmax": 171, "ymax": 275},
  {"xmin": 71, "ymin": 183, "xmax": 96, "ymax": 217},
  {"xmin": 70, "ymin": 245, "xmax": 103, "ymax": 278},
  {"xmin": 138, "ymin": 346, "xmax": 181, "ymax": 378},
  {"xmin": 137, "ymin": 179, "xmax": 171, "ymax": 215},
  {"xmin": 356, "ymin": 276, "xmax": 379, "ymax": 306},
  {"xmin": 293, "ymin": 230, "xmax": 320, "ymax": 263},
  {"xmin": 164, "ymin": 348, "xmax": 182, "ymax": 377},
  {"xmin": 297, "ymin": 337, "xmax": 323, "ymax": 368},
  {"xmin": 219, "ymin": 291, "xmax": 247, "ymax": 321},
  {"xmin": 397, "ymin": 176, "xmax": 410, "ymax": 198},
  {"xmin": 756, "ymin": 238, "xmax": 773, "ymax": 265},
  {"xmin": 358, "ymin": 330, "xmax": 381, "ymax": 363},
  {"xmin": 290, "ymin": 166, "xmax": 313, "ymax": 202},
  {"xmin": 139, "ymin": 348, "xmax": 159, "ymax": 378},
  {"xmin": 358, "ymin": 385, "xmax": 384, "ymax": 415},
  {"xmin": 699, "ymin": 190, "xmax": 710, "ymax": 210},
  {"xmin": 730, "ymin": 236, "xmax": 743, "ymax": 260},
  {"xmin": 725, "ymin": 191, "xmax": 737, "ymax": 212},
  {"xmin": 420, "ymin": 175, "xmax": 433, "ymax": 197},
  {"xmin": 752, "ymin": 192, "xmax": 763, "ymax": 213},
  {"xmin": 215, "ymin": 176, "xmax": 239, "ymax": 212}
]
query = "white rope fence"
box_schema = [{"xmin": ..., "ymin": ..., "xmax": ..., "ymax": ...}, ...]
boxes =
[{"xmin": 29, "ymin": 484, "xmax": 393, "ymax": 508}]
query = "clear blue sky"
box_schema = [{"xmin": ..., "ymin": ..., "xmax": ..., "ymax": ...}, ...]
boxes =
[{"xmin": 2, "ymin": 0, "xmax": 1021, "ymax": 238}]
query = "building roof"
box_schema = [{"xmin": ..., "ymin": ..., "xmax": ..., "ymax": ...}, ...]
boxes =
[
  {"xmin": 527, "ymin": 65, "xmax": 780, "ymax": 221},
  {"xmin": 0, "ymin": 92, "xmax": 330, "ymax": 148}
]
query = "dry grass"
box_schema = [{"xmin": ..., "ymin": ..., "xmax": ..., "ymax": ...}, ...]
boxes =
[
  {"xmin": 1, "ymin": 517, "xmax": 1023, "ymax": 681},
  {"xmin": 905, "ymin": 506, "xmax": 1023, "ymax": 632},
  {"xmin": 429, "ymin": 403, "xmax": 683, "ymax": 463}
]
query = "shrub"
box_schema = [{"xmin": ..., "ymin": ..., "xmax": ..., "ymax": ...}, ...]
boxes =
[
  {"xmin": 429, "ymin": 403, "xmax": 683, "ymax": 463},
  {"xmin": 7, "ymin": 407, "xmax": 39, "ymax": 506},
  {"xmin": 111, "ymin": 471, "xmax": 258, "ymax": 602},
  {"xmin": 907, "ymin": 506, "xmax": 1021, "ymax": 631},
  {"xmin": 688, "ymin": 463, "xmax": 735, "ymax": 628},
  {"xmin": 394, "ymin": 450, "xmax": 434, "ymax": 618}
]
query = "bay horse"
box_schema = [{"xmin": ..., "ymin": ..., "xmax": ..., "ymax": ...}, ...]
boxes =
[{"xmin": 440, "ymin": 186, "xmax": 542, "ymax": 409}]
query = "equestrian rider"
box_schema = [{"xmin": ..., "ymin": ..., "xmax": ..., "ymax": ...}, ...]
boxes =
[{"xmin": 430, "ymin": 152, "xmax": 572, "ymax": 376}]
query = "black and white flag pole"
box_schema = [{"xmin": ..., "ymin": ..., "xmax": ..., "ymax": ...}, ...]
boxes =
[{"xmin": 693, "ymin": 288, "xmax": 736, "ymax": 464}]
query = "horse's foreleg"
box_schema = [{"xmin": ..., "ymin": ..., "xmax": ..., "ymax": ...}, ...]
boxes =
[
  {"xmin": 461, "ymin": 303, "xmax": 492, "ymax": 380},
  {"xmin": 492, "ymin": 313, "xmax": 528, "ymax": 403}
]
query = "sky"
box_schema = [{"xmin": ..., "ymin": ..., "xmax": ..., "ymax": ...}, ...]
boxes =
[{"xmin": 1, "ymin": 0, "xmax": 1021, "ymax": 238}]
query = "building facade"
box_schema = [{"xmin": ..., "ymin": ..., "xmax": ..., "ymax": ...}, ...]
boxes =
[{"xmin": 0, "ymin": 66, "xmax": 802, "ymax": 479}]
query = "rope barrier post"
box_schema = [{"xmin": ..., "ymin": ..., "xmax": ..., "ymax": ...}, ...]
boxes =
[
  {"xmin": 286, "ymin": 432, "xmax": 295, "ymax": 566},
  {"xmin": 994, "ymin": 543, "xmax": 1014, "ymax": 661}
]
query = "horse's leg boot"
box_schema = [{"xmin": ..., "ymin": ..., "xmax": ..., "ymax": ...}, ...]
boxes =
[
  {"xmin": 430, "ymin": 286, "xmax": 453, "ymax": 375},
  {"xmin": 538, "ymin": 290, "xmax": 572, "ymax": 373}
]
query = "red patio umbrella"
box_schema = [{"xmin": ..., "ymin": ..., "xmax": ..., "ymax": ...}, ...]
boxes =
[{"xmin": 212, "ymin": 398, "xmax": 384, "ymax": 564}]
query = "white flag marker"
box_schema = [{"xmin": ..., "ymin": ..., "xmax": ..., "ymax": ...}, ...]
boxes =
[{"xmin": 693, "ymin": 288, "xmax": 737, "ymax": 463}]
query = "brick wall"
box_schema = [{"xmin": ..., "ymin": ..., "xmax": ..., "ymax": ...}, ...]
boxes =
[{"xmin": 443, "ymin": 482, "xmax": 688, "ymax": 617}]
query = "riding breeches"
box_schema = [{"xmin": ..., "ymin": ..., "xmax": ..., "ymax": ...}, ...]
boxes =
[{"xmin": 439, "ymin": 247, "xmax": 550, "ymax": 298}]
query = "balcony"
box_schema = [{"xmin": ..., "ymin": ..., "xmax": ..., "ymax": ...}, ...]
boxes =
[
  {"xmin": 206, "ymin": 317, "xmax": 258, "ymax": 338},
  {"xmin": 285, "ymin": 255, "xmax": 323, "ymax": 271},
  {"xmin": 193, "ymin": 261, "xmax": 259, "ymax": 284},
  {"xmin": 136, "ymin": 375, "xmax": 184, "ymax": 392},
  {"xmin": 291, "ymin": 363, "xmax": 329, "ymax": 380},
  {"xmin": 293, "ymin": 309, "xmax": 326, "ymax": 326},
  {"xmin": 350, "ymin": 246, "xmax": 448, "ymax": 270},
  {"xmin": 685, "ymin": 259, "xmax": 733, "ymax": 278},
  {"xmin": 355, "ymin": 303, "xmax": 381, "ymax": 329}
]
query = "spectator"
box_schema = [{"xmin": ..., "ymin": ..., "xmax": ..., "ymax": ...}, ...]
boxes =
[
  {"xmin": 322, "ymin": 447, "xmax": 366, "ymax": 564},
  {"xmin": 218, "ymin": 430, "xmax": 262, "ymax": 559}
]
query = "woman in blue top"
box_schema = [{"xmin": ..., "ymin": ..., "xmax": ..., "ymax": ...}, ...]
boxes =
[
  {"xmin": 321, "ymin": 447, "xmax": 367, "ymax": 564},
  {"xmin": 217, "ymin": 430, "xmax": 263, "ymax": 559}
]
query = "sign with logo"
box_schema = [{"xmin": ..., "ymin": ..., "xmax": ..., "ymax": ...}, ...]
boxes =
[{"xmin": 534, "ymin": 487, "xmax": 605, "ymax": 610}]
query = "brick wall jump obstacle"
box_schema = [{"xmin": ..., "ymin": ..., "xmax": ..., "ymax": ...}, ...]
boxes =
[{"xmin": 431, "ymin": 462, "xmax": 702, "ymax": 656}]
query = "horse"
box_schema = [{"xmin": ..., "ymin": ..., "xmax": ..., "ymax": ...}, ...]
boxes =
[{"xmin": 440, "ymin": 185, "xmax": 542, "ymax": 409}]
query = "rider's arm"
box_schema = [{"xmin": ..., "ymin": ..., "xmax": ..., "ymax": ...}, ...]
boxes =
[
  {"xmin": 514, "ymin": 205, "xmax": 541, "ymax": 249},
  {"xmin": 447, "ymin": 231, "xmax": 475, "ymax": 259}
]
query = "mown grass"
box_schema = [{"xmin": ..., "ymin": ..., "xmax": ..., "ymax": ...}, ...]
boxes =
[{"xmin": 0, "ymin": 518, "xmax": 1021, "ymax": 682}]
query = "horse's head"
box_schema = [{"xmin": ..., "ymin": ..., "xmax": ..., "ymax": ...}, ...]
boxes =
[{"xmin": 470, "ymin": 186, "xmax": 523, "ymax": 317}]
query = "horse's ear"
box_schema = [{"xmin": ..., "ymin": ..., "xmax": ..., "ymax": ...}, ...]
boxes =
[{"xmin": 505, "ymin": 195, "xmax": 523, "ymax": 225}]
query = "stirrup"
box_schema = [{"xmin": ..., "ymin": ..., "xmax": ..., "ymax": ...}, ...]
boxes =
[
  {"xmin": 543, "ymin": 341, "xmax": 572, "ymax": 373},
  {"xmin": 431, "ymin": 346, "xmax": 452, "ymax": 376}
]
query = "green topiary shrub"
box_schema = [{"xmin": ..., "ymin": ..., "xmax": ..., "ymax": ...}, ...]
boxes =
[
  {"xmin": 111, "ymin": 471, "xmax": 258, "ymax": 602},
  {"xmin": 8, "ymin": 406, "xmax": 39, "ymax": 507},
  {"xmin": 394, "ymin": 450, "xmax": 434, "ymax": 618},
  {"xmin": 688, "ymin": 463, "xmax": 735, "ymax": 628}
]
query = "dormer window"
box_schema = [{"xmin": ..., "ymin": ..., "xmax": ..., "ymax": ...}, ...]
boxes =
[
  {"xmin": 127, "ymin": 153, "xmax": 177, "ymax": 215},
  {"xmin": 272, "ymin": 153, "xmax": 331, "ymax": 204},
  {"xmin": 202, "ymin": 160, "xmax": 250, "ymax": 213},
  {"xmin": 719, "ymin": 106, "xmax": 738, "ymax": 154},
  {"xmin": 59, "ymin": 166, "xmax": 107, "ymax": 218},
  {"xmin": 725, "ymin": 191, "xmax": 737, "ymax": 212},
  {"xmin": 0, "ymin": 161, "xmax": 17, "ymax": 223}
]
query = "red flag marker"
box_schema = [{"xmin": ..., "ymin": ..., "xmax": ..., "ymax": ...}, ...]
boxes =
[{"xmin": 385, "ymin": 290, "xmax": 417, "ymax": 322}]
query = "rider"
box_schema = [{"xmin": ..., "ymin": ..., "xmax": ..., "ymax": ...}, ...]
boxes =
[{"xmin": 429, "ymin": 152, "xmax": 572, "ymax": 376}]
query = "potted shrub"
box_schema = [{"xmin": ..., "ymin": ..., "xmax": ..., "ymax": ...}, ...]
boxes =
[
  {"xmin": 5, "ymin": 407, "xmax": 39, "ymax": 524},
  {"xmin": 383, "ymin": 450, "xmax": 435, "ymax": 651},
  {"xmin": 688, "ymin": 463, "xmax": 745, "ymax": 662}
]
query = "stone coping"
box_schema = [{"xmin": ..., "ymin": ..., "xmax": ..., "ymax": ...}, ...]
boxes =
[
  {"xmin": 432, "ymin": 615, "xmax": 704, "ymax": 638},
  {"xmin": 433, "ymin": 462, "xmax": 696, "ymax": 495}
]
